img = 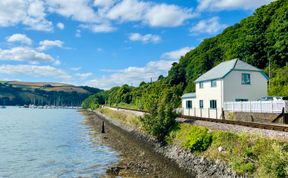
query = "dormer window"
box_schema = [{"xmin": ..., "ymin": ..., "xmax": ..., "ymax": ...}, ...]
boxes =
[
  {"xmin": 242, "ymin": 73, "xmax": 251, "ymax": 85},
  {"xmin": 211, "ymin": 80, "xmax": 217, "ymax": 87},
  {"xmin": 199, "ymin": 82, "xmax": 204, "ymax": 88}
]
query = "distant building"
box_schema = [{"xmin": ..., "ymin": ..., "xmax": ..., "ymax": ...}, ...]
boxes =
[{"xmin": 181, "ymin": 59, "xmax": 269, "ymax": 118}]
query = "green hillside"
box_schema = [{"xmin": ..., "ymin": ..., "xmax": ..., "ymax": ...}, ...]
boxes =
[
  {"xmin": 82, "ymin": 0, "xmax": 288, "ymax": 110},
  {"xmin": 0, "ymin": 81, "xmax": 101, "ymax": 106}
]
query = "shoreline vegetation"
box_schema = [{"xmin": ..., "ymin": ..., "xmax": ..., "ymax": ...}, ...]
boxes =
[{"xmin": 96, "ymin": 107, "xmax": 288, "ymax": 177}]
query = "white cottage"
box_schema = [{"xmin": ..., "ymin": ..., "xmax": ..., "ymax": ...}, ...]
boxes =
[{"xmin": 182, "ymin": 59, "xmax": 269, "ymax": 118}]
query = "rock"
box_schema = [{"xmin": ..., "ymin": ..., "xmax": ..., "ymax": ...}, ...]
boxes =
[
  {"xmin": 218, "ymin": 146, "xmax": 225, "ymax": 152},
  {"xmin": 106, "ymin": 166, "xmax": 125, "ymax": 175}
]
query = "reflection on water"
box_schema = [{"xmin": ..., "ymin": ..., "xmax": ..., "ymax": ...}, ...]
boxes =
[{"xmin": 0, "ymin": 107, "xmax": 118, "ymax": 178}]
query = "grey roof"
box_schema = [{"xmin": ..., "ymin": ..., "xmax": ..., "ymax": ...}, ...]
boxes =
[
  {"xmin": 181, "ymin": 92, "xmax": 196, "ymax": 99},
  {"xmin": 195, "ymin": 59, "xmax": 269, "ymax": 82}
]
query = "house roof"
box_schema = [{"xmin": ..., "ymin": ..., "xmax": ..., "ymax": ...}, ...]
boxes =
[
  {"xmin": 181, "ymin": 92, "xmax": 196, "ymax": 99},
  {"xmin": 195, "ymin": 59, "xmax": 269, "ymax": 83}
]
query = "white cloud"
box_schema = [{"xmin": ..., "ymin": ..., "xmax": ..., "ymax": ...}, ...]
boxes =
[
  {"xmin": 7, "ymin": 34, "xmax": 33, "ymax": 45},
  {"xmin": 197, "ymin": 0, "xmax": 274, "ymax": 11},
  {"xmin": 75, "ymin": 29, "xmax": 81, "ymax": 37},
  {"xmin": 0, "ymin": 0, "xmax": 52, "ymax": 31},
  {"xmin": 38, "ymin": 40, "xmax": 64, "ymax": 50},
  {"xmin": 129, "ymin": 33, "xmax": 161, "ymax": 43},
  {"xmin": 57, "ymin": 22, "xmax": 65, "ymax": 30},
  {"xmin": 46, "ymin": 0, "xmax": 99, "ymax": 23},
  {"xmin": 106, "ymin": 0, "xmax": 148, "ymax": 22},
  {"xmin": 76, "ymin": 72, "xmax": 93, "ymax": 80},
  {"xmin": 0, "ymin": 64, "xmax": 71, "ymax": 80},
  {"xmin": 162, "ymin": 47, "xmax": 194, "ymax": 60},
  {"xmin": 190, "ymin": 17, "xmax": 226, "ymax": 34},
  {"xmin": 71, "ymin": 67, "xmax": 81, "ymax": 71},
  {"xmin": 144, "ymin": 4, "xmax": 193, "ymax": 27},
  {"xmin": 0, "ymin": 47, "xmax": 57, "ymax": 64},
  {"xmin": 81, "ymin": 23, "xmax": 116, "ymax": 33},
  {"xmin": 0, "ymin": 0, "xmax": 195, "ymax": 33},
  {"xmin": 86, "ymin": 59, "xmax": 174, "ymax": 89},
  {"xmin": 103, "ymin": 0, "xmax": 193, "ymax": 27},
  {"xmin": 94, "ymin": 0, "xmax": 116, "ymax": 8}
]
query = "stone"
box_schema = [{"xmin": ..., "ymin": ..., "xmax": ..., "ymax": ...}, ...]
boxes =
[{"xmin": 218, "ymin": 146, "xmax": 225, "ymax": 152}]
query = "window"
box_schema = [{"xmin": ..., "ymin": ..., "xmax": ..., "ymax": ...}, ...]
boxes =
[
  {"xmin": 235, "ymin": 99, "xmax": 248, "ymax": 102},
  {"xmin": 241, "ymin": 73, "xmax": 251, "ymax": 85},
  {"xmin": 211, "ymin": 80, "xmax": 217, "ymax": 87},
  {"xmin": 199, "ymin": 100, "xmax": 204, "ymax": 109},
  {"xmin": 210, "ymin": 100, "xmax": 217, "ymax": 109},
  {"xmin": 199, "ymin": 82, "xmax": 204, "ymax": 88},
  {"xmin": 186, "ymin": 100, "xmax": 192, "ymax": 109}
]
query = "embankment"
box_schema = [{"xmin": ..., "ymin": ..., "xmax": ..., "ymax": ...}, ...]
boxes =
[{"xmin": 88, "ymin": 109, "xmax": 239, "ymax": 178}]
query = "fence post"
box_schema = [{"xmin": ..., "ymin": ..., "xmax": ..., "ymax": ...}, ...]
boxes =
[
  {"xmin": 188, "ymin": 108, "xmax": 190, "ymax": 116},
  {"xmin": 232, "ymin": 102, "xmax": 234, "ymax": 112},
  {"xmin": 250, "ymin": 101, "xmax": 252, "ymax": 113},
  {"xmin": 271, "ymin": 101, "xmax": 273, "ymax": 113},
  {"xmin": 216, "ymin": 108, "xmax": 218, "ymax": 119},
  {"xmin": 260, "ymin": 101, "xmax": 262, "ymax": 113},
  {"xmin": 194, "ymin": 108, "xmax": 196, "ymax": 116},
  {"xmin": 208, "ymin": 108, "xmax": 210, "ymax": 118},
  {"xmin": 200, "ymin": 109, "xmax": 202, "ymax": 118},
  {"xmin": 222, "ymin": 108, "xmax": 225, "ymax": 120}
]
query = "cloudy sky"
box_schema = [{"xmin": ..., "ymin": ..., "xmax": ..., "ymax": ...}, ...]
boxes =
[{"xmin": 0, "ymin": 0, "xmax": 273, "ymax": 89}]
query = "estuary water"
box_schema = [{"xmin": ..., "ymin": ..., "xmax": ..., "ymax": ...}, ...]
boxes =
[{"xmin": 0, "ymin": 107, "xmax": 119, "ymax": 178}]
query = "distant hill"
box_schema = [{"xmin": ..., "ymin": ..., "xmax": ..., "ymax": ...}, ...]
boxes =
[{"xmin": 0, "ymin": 81, "xmax": 102, "ymax": 106}]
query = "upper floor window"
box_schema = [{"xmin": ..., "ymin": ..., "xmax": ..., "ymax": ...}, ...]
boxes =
[
  {"xmin": 199, "ymin": 82, "xmax": 204, "ymax": 88},
  {"xmin": 186, "ymin": 100, "xmax": 192, "ymax": 109},
  {"xmin": 211, "ymin": 80, "xmax": 217, "ymax": 87},
  {"xmin": 241, "ymin": 73, "xmax": 251, "ymax": 85},
  {"xmin": 210, "ymin": 100, "xmax": 217, "ymax": 109}
]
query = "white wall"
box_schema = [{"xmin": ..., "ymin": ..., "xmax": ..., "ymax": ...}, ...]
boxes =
[
  {"xmin": 224, "ymin": 70, "xmax": 267, "ymax": 102},
  {"xmin": 182, "ymin": 80, "xmax": 223, "ymax": 118},
  {"xmin": 196, "ymin": 79, "xmax": 224, "ymax": 110}
]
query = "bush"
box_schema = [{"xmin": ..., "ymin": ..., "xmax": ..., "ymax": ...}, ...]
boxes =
[
  {"xmin": 183, "ymin": 126, "xmax": 212, "ymax": 152},
  {"xmin": 140, "ymin": 102, "xmax": 177, "ymax": 141}
]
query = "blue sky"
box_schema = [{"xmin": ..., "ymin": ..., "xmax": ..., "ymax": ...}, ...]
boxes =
[{"xmin": 0, "ymin": 0, "xmax": 273, "ymax": 89}]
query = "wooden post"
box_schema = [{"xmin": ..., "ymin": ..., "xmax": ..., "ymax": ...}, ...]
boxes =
[
  {"xmin": 194, "ymin": 108, "xmax": 196, "ymax": 117},
  {"xmin": 222, "ymin": 108, "xmax": 225, "ymax": 120},
  {"xmin": 200, "ymin": 109, "xmax": 202, "ymax": 118},
  {"xmin": 208, "ymin": 108, "xmax": 210, "ymax": 118},
  {"xmin": 101, "ymin": 121, "xmax": 105, "ymax": 133},
  {"xmin": 216, "ymin": 108, "xmax": 218, "ymax": 119}
]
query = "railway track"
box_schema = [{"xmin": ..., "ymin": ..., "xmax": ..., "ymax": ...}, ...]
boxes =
[
  {"xmin": 180, "ymin": 115, "xmax": 288, "ymax": 132},
  {"xmin": 103, "ymin": 106, "xmax": 288, "ymax": 132}
]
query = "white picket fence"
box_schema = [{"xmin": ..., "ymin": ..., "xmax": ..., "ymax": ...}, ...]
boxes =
[{"xmin": 224, "ymin": 101, "xmax": 288, "ymax": 113}]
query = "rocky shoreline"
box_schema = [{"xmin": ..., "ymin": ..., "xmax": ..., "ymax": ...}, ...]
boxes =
[{"xmin": 84, "ymin": 109, "xmax": 240, "ymax": 178}]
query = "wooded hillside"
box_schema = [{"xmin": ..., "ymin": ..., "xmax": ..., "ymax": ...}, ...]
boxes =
[{"xmin": 83, "ymin": 0, "xmax": 288, "ymax": 110}]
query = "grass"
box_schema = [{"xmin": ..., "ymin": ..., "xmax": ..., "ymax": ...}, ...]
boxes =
[
  {"xmin": 109, "ymin": 102, "xmax": 141, "ymax": 110},
  {"xmin": 97, "ymin": 107, "xmax": 142, "ymax": 129},
  {"xmin": 166, "ymin": 123, "xmax": 288, "ymax": 177}
]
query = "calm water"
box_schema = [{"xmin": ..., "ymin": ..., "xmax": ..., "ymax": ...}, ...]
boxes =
[{"xmin": 0, "ymin": 107, "xmax": 119, "ymax": 178}]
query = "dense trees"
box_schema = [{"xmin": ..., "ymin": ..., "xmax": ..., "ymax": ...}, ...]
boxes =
[{"xmin": 83, "ymin": 0, "xmax": 288, "ymax": 110}]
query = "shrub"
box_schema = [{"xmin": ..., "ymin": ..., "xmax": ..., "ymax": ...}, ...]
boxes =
[
  {"xmin": 140, "ymin": 102, "xmax": 177, "ymax": 141},
  {"xmin": 183, "ymin": 126, "xmax": 212, "ymax": 152}
]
